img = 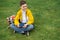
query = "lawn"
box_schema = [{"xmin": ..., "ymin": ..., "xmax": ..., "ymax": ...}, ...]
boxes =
[{"xmin": 0, "ymin": 0, "xmax": 60, "ymax": 40}]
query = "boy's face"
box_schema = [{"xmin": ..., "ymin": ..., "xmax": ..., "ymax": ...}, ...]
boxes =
[{"xmin": 21, "ymin": 4, "xmax": 27, "ymax": 10}]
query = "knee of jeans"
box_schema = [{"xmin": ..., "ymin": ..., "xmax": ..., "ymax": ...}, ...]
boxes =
[
  {"xmin": 28, "ymin": 25, "xmax": 34, "ymax": 30},
  {"xmin": 10, "ymin": 24, "xmax": 15, "ymax": 28}
]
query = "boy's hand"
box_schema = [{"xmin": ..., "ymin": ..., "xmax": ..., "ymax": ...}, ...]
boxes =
[
  {"xmin": 23, "ymin": 24, "xmax": 28, "ymax": 28},
  {"xmin": 16, "ymin": 24, "xmax": 20, "ymax": 28}
]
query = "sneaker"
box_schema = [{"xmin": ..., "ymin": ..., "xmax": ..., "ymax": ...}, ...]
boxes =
[
  {"xmin": 7, "ymin": 26, "xmax": 11, "ymax": 29},
  {"xmin": 13, "ymin": 30, "xmax": 17, "ymax": 33},
  {"xmin": 25, "ymin": 31, "xmax": 30, "ymax": 36}
]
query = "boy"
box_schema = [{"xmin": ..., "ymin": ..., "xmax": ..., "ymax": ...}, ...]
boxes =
[{"xmin": 10, "ymin": 0, "xmax": 34, "ymax": 36}]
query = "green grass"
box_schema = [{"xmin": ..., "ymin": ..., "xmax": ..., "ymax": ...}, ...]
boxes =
[{"xmin": 0, "ymin": 0, "xmax": 60, "ymax": 40}]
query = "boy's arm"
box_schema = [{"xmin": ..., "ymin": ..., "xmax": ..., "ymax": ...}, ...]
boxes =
[
  {"xmin": 26, "ymin": 10, "xmax": 34, "ymax": 25},
  {"xmin": 14, "ymin": 10, "xmax": 21, "ymax": 27}
]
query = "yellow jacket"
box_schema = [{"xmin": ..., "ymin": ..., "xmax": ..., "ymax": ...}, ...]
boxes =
[{"xmin": 14, "ymin": 8, "xmax": 34, "ymax": 25}]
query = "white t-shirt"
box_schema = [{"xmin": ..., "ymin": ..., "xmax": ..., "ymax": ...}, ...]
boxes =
[{"xmin": 22, "ymin": 10, "xmax": 27, "ymax": 23}]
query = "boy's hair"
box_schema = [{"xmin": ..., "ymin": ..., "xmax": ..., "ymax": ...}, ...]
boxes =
[{"xmin": 20, "ymin": 0, "xmax": 26, "ymax": 6}]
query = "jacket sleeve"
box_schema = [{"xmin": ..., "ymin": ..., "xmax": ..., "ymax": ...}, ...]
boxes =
[
  {"xmin": 14, "ymin": 10, "xmax": 21, "ymax": 26},
  {"xmin": 26, "ymin": 10, "xmax": 34, "ymax": 25}
]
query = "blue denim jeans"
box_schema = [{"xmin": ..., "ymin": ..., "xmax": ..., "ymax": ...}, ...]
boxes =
[{"xmin": 10, "ymin": 23, "xmax": 34, "ymax": 33}]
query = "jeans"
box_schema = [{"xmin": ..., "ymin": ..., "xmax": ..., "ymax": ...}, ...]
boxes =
[{"xmin": 10, "ymin": 23, "xmax": 34, "ymax": 33}]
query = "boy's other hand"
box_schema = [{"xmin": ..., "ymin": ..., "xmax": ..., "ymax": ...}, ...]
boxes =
[{"xmin": 23, "ymin": 24, "xmax": 28, "ymax": 28}]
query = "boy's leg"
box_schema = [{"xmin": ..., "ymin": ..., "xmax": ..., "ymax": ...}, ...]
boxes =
[
  {"xmin": 10, "ymin": 23, "xmax": 34, "ymax": 34},
  {"xmin": 24, "ymin": 24, "xmax": 34, "ymax": 31},
  {"xmin": 23, "ymin": 24, "xmax": 34, "ymax": 36},
  {"xmin": 10, "ymin": 23, "xmax": 25, "ymax": 33}
]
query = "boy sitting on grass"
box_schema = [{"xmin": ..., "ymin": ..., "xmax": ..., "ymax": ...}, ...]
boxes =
[{"xmin": 10, "ymin": 0, "xmax": 34, "ymax": 36}]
